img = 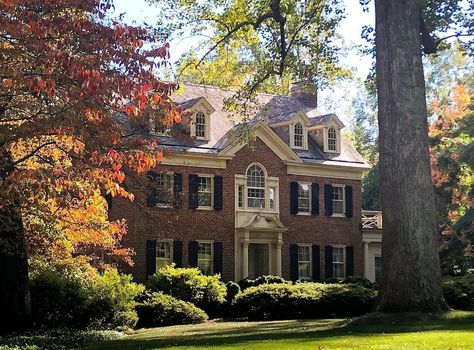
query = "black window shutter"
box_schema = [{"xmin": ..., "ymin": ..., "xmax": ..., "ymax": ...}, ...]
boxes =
[
  {"xmin": 324, "ymin": 245, "xmax": 333, "ymax": 279},
  {"xmin": 173, "ymin": 173, "xmax": 183, "ymax": 208},
  {"xmin": 346, "ymin": 246, "xmax": 354, "ymax": 277},
  {"xmin": 189, "ymin": 174, "xmax": 199, "ymax": 209},
  {"xmin": 290, "ymin": 182, "xmax": 299, "ymax": 214},
  {"xmin": 173, "ymin": 241, "xmax": 182, "ymax": 267},
  {"xmin": 188, "ymin": 240, "xmax": 198, "ymax": 267},
  {"xmin": 345, "ymin": 186, "xmax": 353, "ymax": 218},
  {"xmin": 312, "ymin": 245, "xmax": 321, "ymax": 281},
  {"xmin": 324, "ymin": 184, "xmax": 333, "ymax": 216},
  {"xmin": 146, "ymin": 240, "xmax": 157, "ymax": 279},
  {"xmin": 213, "ymin": 242, "xmax": 223, "ymax": 275},
  {"xmin": 311, "ymin": 183, "xmax": 319, "ymax": 215},
  {"xmin": 290, "ymin": 244, "xmax": 299, "ymax": 281},
  {"xmin": 213, "ymin": 176, "xmax": 223, "ymax": 210}
]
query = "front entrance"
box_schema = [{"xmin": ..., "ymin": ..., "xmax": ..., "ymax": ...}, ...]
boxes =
[{"xmin": 248, "ymin": 243, "xmax": 269, "ymax": 278}]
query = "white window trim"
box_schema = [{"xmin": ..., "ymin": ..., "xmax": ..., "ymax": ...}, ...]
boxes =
[
  {"xmin": 331, "ymin": 184, "xmax": 346, "ymax": 217},
  {"xmin": 290, "ymin": 122, "xmax": 308, "ymax": 150},
  {"xmin": 196, "ymin": 174, "xmax": 214, "ymax": 210},
  {"xmin": 332, "ymin": 244, "xmax": 346, "ymax": 280},
  {"xmin": 234, "ymin": 170, "xmax": 279, "ymax": 213},
  {"xmin": 191, "ymin": 111, "xmax": 211, "ymax": 141},
  {"xmin": 297, "ymin": 182, "xmax": 311, "ymax": 215},
  {"xmin": 197, "ymin": 240, "xmax": 214, "ymax": 275},
  {"xmin": 297, "ymin": 244, "xmax": 312, "ymax": 280},
  {"xmin": 323, "ymin": 125, "xmax": 341, "ymax": 153},
  {"xmin": 155, "ymin": 172, "xmax": 174, "ymax": 209},
  {"xmin": 156, "ymin": 240, "xmax": 174, "ymax": 270}
]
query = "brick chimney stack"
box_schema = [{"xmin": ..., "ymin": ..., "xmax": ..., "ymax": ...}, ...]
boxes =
[{"xmin": 290, "ymin": 81, "xmax": 317, "ymax": 108}]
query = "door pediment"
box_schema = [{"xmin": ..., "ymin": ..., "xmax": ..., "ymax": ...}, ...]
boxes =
[{"xmin": 238, "ymin": 212, "xmax": 287, "ymax": 232}]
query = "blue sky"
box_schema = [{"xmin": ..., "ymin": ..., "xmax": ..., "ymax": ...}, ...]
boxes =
[{"xmin": 112, "ymin": 0, "xmax": 375, "ymax": 122}]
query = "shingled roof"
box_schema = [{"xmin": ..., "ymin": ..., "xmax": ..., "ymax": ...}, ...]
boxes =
[{"xmin": 155, "ymin": 83, "xmax": 368, "ymax": 167}]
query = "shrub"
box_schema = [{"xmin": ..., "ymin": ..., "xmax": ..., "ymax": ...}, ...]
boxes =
[
  {"xmin": 147, "ymin": 265, "xmax": 226, "ymax": 317},
  {"xmin": 135, "ymin": 292, "xmax": 208, "ymax": 328},
  {"xmin": 29, "ymin": 259, "xmax": 144, "ymax": 329},
  {"xmin": 234, "ymin": 282, "xmax": 376, "ymax": 320},
  {"xmin": 225, "ymin": 281, "xmax": 241, "ymax": 304},
  {"xmin": 443, "ymin": 274, "xmax": 474, "ymax": 310},
  {"xmin": 238, "ymin": 275, "xmax": 287, "ymax": 290}
]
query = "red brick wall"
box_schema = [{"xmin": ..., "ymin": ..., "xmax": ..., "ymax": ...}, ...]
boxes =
[{"xmin": 110, "ymin": 137, "xmax": 362, "ymax": 282}]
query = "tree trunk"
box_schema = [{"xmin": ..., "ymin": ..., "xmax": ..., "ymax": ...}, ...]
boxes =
[
  {"xmin": 374, "ymin": 0, "xmax": 449, "ymax": 312},
  {"xmin": 0, "ymin": 150, "xmax": 32, "ymax": 334}
]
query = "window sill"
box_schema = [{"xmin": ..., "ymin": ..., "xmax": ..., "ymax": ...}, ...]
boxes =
[
  {"xmin": 331, "ymin": 213, "xmax": 346, "ymax": 218},
  {"xmin": 297, "ymin": 212, "xmax": 311, "ymax": 216},
  {"xmin": 196, "ymin": 206, "xmax": 214, "ymax": 211}
]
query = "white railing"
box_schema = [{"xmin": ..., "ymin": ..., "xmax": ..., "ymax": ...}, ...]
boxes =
[{"xmin": 362, "ymin": 210, "xmax": 383, "ymax": 229}]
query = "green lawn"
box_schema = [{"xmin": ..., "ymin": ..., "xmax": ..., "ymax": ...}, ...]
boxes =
[{"xmin": 85, "ymin": 311, "xmax": 474, "ymax": 350}]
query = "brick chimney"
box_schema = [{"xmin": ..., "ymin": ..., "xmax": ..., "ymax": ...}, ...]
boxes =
[{"xmin": 290, "ymin": 81, "xmax": 317, "ymax": 108}]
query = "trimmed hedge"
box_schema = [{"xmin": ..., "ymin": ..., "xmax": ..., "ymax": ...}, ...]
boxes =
[
  {"xmin": 29, "ymin": 259, "xmax": 143, "ymax": 330},
  {"xmin": 135, "ymin": 292, "xmax": 208, "ymax": 328},
  {"xmin": 234, "ymin": 282, "xmax": 377, "ymax": 320},
  {"xmin": 238, "ymin": 275, "xmax": 287, "ymax": 290},
  {"xmin": 443, "ymin": 274, "xmax": 474, "ymax": 310},
  {"xmin": 147, "ymin": 265, "xmax": 226, "ymax": 317}
]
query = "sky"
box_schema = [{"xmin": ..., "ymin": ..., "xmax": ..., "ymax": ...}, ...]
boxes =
[{"xmin": 112, "ymin": 0, "xmax": 375, "ymax": 123}]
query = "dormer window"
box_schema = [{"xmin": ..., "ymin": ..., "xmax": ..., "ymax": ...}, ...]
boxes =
[
  {"xmin": 290, "ymin": 121, "xmax": 308, "ymax": 150},
  {"xmin": 328, "ymin": 127, "xmax": 337, "ymax": 151},
  {"xmin": 195, "ymin": 111, "xmax": 206, "ymax": 138},
  {"xmin": 294, "ymin": 123, "xmax": 303, "ymax": 147}
]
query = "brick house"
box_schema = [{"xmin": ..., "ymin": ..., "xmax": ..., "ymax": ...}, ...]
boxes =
[{"xmin": 109, "ymin": 83, "xmax": 371, "ymax": 283}]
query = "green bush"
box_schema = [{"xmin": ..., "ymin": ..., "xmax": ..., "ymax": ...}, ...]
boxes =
[
  {"xmin": 29, "ymin": 259, "xmax": 144, "ymax": 329},
  {"xmin": 135, "ymin": 292, "xmax": 208, "ymax": 328},
  {"xmin": 443, "ymin": 274, "xmax": 474, "ymax": 310},
  {"xmin": 147, "ymin": 265, "xmax": 226, "ymax": 317},
  {"xmin": 234, "ymin": 282, "xmax": 376, "ymax": 320},
  {"xmin": 238, "ymin": 275, "xmax": 287, "ymax": 290},
  {"xmin": 324, "ymin": 276, "xmax": 376, "ymax": 289},
  {"xmin": 225, "ymin": 281, "xmax": 241, "ymax": 304}
]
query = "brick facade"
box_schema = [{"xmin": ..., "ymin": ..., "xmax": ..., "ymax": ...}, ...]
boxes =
[{"xmin": 110, "ymin": 137, "xmax": 363, "ymax": 282}]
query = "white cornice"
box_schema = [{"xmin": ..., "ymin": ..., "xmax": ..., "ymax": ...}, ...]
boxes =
[{"xmin": 285, "ymin": 160, "xmax": 370, "ymax": 180}]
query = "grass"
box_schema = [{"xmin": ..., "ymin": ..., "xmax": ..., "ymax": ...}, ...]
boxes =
[{"xmin": 84, "ymin": 311, "xmax": 474, "ymax": 350}]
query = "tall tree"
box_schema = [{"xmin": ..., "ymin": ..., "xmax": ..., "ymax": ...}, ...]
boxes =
[
  {"xmin": 374, "ymin": 0, "xmax": 448, "ymax": 311},
  {"xmin": 0, "ymin": 0, "xmax": 176, "ymax": 333}
]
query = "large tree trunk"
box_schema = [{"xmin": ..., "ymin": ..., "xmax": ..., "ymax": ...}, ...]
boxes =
[
  {"xmin": 374, "ymin": 0, "xmax": 449, "ymax": 312},
  {"xmin": 0, "ymin": 150, "xmax": 32, "ymax": 334}
]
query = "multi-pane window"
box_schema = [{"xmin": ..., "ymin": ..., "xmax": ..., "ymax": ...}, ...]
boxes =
[
  {"xmin": 154, "ymin": 122, "xmax": 169, "ymax": 135},
  {"xmin": 195, "ymin": 112, "xmax": 206, "ymax": 138},
  {"xmin": 269, "ymin": 187, "xmax": 276, "ymax": 210},
  {"xmin": 197, "ymin": 242, "xmax": 213, "ymax": 275},
  {"xmin": 374, "ymin": 256, "xmax": 382, "ymax": 283},
  {"xmin": 333, "ymin": 246, "xmax": 345, "ymax": 279},
  {"xmin": 156, "ymin": 241, "xmax": 172, "ymax": 270},
  {"xmin": 238, "ymin": 185, "xmax": 244, "ymax": 208},
  {"xmin": 156, "ymin": 173, "xmax": 173, "ymax": 206},
  {"xmin": 328, "ymin": 127, "xmax": 337, "ymax": 151},
  {"xmin": 298, "ymin": 183, "xmax": 310, "ymax": 213},
  {"xmin": 294, "ymin": 123, "xmax": 303, "ymax": 148},
  {"xmin": 198, "ymin": 176, "xmax": 212, "ymax": 207},
  {"xmin": 298, "ymin": 245, "xmax": 312, "ymax": 279},
  {"xmin": 332, "ymin": 185, "xmax": 345, "ymax": 215},
  {"xmin": 247, "ymin": 164, "xmax": 265, "ymax": 208}
]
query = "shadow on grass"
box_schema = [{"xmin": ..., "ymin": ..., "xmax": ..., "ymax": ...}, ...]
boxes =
[{"xmin": 84, "ymin": 312, "xmax": 474, "ymax": 350}]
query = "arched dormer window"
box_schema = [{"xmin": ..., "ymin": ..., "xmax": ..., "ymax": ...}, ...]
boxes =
[
  {"xmin": 246, "ymin": 164, "xmax": 265, "ymax": 208},
  {"xmin": 195, "ymin": 111, "xmax": 206, "ymax": 139},
  {"xmin": 327, "ymin": 127, "xmax": 337, "ymax": 151},
  {"xmin": 294, "ymin": 123, "xmax": 303, "ymax": 148}
]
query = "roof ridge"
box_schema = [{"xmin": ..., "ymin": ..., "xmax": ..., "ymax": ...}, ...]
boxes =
[{"xmin": 181, "ymin": 82, "xmax": 293, "ymax": 99}]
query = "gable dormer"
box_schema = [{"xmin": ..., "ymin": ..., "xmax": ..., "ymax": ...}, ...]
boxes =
[
  {"xmin": 308, "ymin": 114, "xmax": 344, "ymax": 154},
  {"xmin": 289, "ymin": 112, "xmax": 310, "ymax": 150},
  {"xmin": 176, "ymin": 97, "xmax": 215, "ymax": 141}
]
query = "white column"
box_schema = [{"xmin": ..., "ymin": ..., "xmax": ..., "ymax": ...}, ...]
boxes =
[
  {"xmin": 242, "ymin": 239, "xmax": 249, "ymax": 279},
  {"xmin": 363, "ymin": 241, "xmax": 370, "ymax": 279},
  {"xmin": 276, "ymin": 240, "xmax": 282, "ymax": 277}
]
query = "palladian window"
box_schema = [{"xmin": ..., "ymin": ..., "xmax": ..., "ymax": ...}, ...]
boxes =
[{"xmin": 247, "ymin": 164, "xmax": 265, "ymax": 208}]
